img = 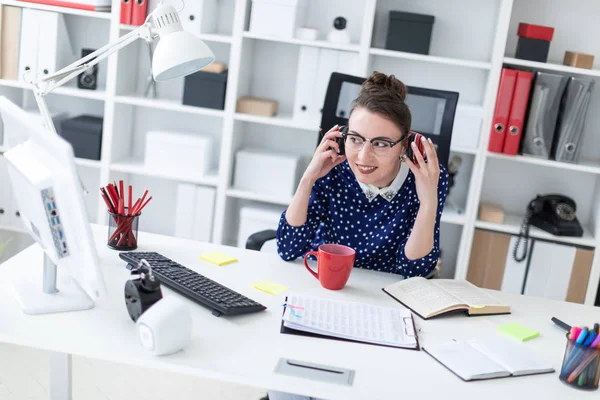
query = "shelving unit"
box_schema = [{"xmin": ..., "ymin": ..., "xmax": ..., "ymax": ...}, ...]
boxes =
[{"xmin": 0, "ymin": 0, "xmax": 599, "ymax": 306}]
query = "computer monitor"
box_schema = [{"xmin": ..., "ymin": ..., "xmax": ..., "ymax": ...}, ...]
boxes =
[
  {"xmin": 0, "ymin": 96, "xmax": 107, "ymax": 315},
  {"xmin": 319, "ymin": 72, "xmax": 459, "ymax": 168}
]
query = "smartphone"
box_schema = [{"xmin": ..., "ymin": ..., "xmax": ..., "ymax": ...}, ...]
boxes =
[
  {"xmin": 406, "ymin": 132, "xmax": 427, "ymax": 166},
  {"xmin": 325, "ymin": 125, "xmax": 345, "ymax": 156}
]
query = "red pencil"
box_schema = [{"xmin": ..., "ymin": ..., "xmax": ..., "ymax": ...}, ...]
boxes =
[{"xmin": 128, "ymin": 185, "xmax": 132, "ymax": 213}]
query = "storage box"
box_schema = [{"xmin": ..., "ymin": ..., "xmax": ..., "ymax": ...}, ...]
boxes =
[
  {"xmin": 144, "ymin": 130, "xmax": 213, "ymax": 177},
  {"xmin": 237, "ymin": 205, "xmax": 286, "ymax": 253},
  {"xmin": 386, "ymin": 11, "xmax": 435, "ymax": 54},
  {"xmin": 236, "ymin": 96, "xmax": 278, "ymax": 117},
  {"xmin": 515, "ymin": 23, "xmax": 554, "ymax": 62},
  {"xmin": 59, "ymin": 115, "xmax": 103, "ymax": 160},
  {"xmin": 233, "ymin": 148, "xmax": 306, "ymax": 198},
  {"xmin": 183, "ymin": 70, "xmax": 227, "ymax": 110},
  {"xmin": 478, "ymin": 202, "xmax": 505, "ymax": 224},
  {"xmin": 563, "ymin": 51, "xmax": 594, "ymax": 69},
  {"xmin": 450, "ymin": 104, "xmax": 483, "ymax": 150},
  {"xmin": 249, "ymin": 0, "xmax": 307, "ymax": 39}
]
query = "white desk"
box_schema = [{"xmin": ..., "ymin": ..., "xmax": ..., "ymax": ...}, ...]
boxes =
[{"xmin": 0, "ymin": 224, "xmax": 598, "ymax": 400}]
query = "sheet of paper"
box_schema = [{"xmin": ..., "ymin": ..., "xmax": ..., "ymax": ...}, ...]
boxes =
[
  {"xmin": 433, "ymin": 279, "xmax": 505, "ymax": 307},
  {"xmin": 198, "ymin": 251, "xmax": 238, "ymax": 266},
  {"xmin": 253, "ymin": 280, "xmax": 289, "ymax": 295},
  {"xmin": 282, "ymin": 293, "xmax": 417, "ymax": 348}
]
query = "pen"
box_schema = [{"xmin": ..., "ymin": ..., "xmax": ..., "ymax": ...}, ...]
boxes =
[{"xmin": 552, "ymin": 317, "xmax": 571, "ymax": 332}]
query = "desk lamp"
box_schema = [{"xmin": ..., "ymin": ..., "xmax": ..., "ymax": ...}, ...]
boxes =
[{"xmin": 24, "ymin": 0, "xmax": 215, "ymax": 138}]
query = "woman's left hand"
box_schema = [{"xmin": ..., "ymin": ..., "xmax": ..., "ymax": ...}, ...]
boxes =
[{"xmin": 403, "ymin": 136, "xmax": 440, "ymax": 213}]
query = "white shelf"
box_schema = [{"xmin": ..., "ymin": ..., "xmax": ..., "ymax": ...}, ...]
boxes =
[
  {"xmin": 243, "ymin": 31, "xmax": 361, "ymax": 52},
  {"xmin": 226, "ymin": 188, "xmax": 292, "ymax": 206},
  {"xmin": 486, "ymin": 151, "xmax": 600, "ymax": 175},
  {"xmin": 370, "ymin": 48, "xmax": 492, "ymax": 70},
  {"xmin": 503, "ymin": 57, "xmax": 600, "ymax": 78},
  {"xmin": 475, "ymin": 214, "xmax": 596, "ymax": 248},
  {"xmin": 450, "ymin": 146, "xmax": 478, "ymax": 155},
  {"xmin": 0, "ymin": 78, "xmax": 28, "ymax": 89},
  {"xmin": 0, "ymin": 0, "xmax": 112, "ymax": 19},
  {"xmin": 441, "ymin": 207, "xmax": 467, "ymax": 225},
  {"xmin": 110, "ymin": 157, "xmax": 219, "ymax": 186},
  {"xmin": 120, "ymin": 24, "xmax": 233, "ymax": 43},
  {"xmin": 234, "ymin": 112, "xmax": 315, "ymax": 131},
  {"xmin": 74, "ymin": 158, "xmax": 101, "ymax": 168},
  {"xmin": 115, "ymin": 95, "xmax": 225, "ymax": 118},
  {"xmin": 0, "ymin": 79, "xmax": 106, "ymax": 100},
  {"xmin": 0, "ymin": 224, "xmax": 28, "ymax": 234}
]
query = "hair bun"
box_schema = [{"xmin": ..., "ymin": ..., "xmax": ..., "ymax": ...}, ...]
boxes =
[{"xmin": 361, "ymin": 71, "xmax": 407, "ymax": 102}]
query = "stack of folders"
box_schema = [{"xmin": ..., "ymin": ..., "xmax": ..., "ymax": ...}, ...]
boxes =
[
  {"xmin": 489, "ymin": 67, "xmax": 595, "ymax": 163},
  {"xmin": 280, "ymin": 293, "xmax": 419, "ymax": 350},
  {"xmin": 423, "ymin": 337, "xmax": 555, "ymax": 381}
]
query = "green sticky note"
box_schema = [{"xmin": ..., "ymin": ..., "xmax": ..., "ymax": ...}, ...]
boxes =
[{"xmin": 497, "ymin": 322, "xmax": 540, "ymax": 342}]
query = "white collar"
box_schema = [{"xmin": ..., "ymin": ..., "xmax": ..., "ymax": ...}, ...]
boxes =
[{"xmin": 357, "ymin": 163, "xmax": 408, "ymax": 202}]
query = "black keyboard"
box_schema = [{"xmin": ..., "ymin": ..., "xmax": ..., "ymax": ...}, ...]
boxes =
[{"xmin": 119, "ymin": 251, "xmax": 266, "ymax": 317}]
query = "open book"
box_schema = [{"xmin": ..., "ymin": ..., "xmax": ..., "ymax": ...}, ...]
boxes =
[
  {"xmin": 280, "ymin": 293, "xmax": 419, "ymax": 350},
  {"xmin": 382, "ymin": 277, "xmax": 510, "ymax": 319},
  {"xmin": 423, "ymin": 337, "xmax": 555, "ymax": 381}
]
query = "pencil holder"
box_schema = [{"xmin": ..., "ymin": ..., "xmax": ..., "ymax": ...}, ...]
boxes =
[
  {"xmin": 107, "ymin": 208, "xmax": 140, "ymax": 251},
  {"xmin": 560, "ymin": 335, "xmax": 599, "ymax": 391}
]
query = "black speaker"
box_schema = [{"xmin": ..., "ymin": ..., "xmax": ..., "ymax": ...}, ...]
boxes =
[{"xmin": 78, "ymin": 48, "xmax": 98, "ymax": 90}]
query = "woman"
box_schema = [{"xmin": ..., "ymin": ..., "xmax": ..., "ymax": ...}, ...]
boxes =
[{"xmin": 276, "ymin": 71, "xmax": 449, "ymax": 278}]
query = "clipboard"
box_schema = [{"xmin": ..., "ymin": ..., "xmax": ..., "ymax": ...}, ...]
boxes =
[{"xmin": 279, "ymin": 296, "xmax": 421, "ymax": 351}]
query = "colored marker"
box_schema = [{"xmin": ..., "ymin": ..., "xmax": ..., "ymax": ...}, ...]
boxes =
[
  {"xmin": 584, "ymin": 331, "xmax": 597, "ymax": 347},
  {"xmin": 572, "ymin": 326, "xmax": 582, "ymax": 341},
  {"xmin": 576, "ymin": 327, "xmax": 589, "ymax": 345}
]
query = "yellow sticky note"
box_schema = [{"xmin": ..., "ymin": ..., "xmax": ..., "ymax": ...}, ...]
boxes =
[
  {"xmin": 497, "ymin": 322, "xmax": 540, "ymax": 342},
  {"xmin": 253, "ymin": 280, "xmax": 289, "ymax": 295},
  {"xmin": 199, "ymin": 251, "xmax": 238, "ymax": 266}
]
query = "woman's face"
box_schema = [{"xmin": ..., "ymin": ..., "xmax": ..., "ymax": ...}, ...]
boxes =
[{"xmin": 346, "ymin": 107, "xmax": 406, "ymax": 188}]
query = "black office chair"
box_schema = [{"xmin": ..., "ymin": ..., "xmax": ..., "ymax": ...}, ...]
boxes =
[{"xmin": 245, "ymin": 73, "xmax": 459, "ymax": 278}]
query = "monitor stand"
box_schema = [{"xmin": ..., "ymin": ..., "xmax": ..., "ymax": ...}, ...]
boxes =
[{"xmin": 14, "ymin": 253, "xmax": 94, "ymax": 315}]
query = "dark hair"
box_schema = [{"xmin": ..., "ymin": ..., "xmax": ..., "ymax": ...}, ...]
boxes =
[{"xmin": 349, "ymin": 71, "xmax": 411, "ymax": 137}]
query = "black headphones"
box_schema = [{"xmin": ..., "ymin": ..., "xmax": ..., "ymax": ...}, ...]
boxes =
[{"xmin": 124, "ymin": 259, "xmax": 163, "ymax": 322}]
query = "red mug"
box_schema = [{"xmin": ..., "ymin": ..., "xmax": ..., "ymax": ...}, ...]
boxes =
[{"xmin": 303, "ymin": 244, "xmax": 356, "ymax": 290}]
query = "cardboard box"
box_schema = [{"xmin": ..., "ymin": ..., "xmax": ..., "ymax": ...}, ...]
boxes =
[
  {"xmin": 478, "ymin": 202, "xmax": 505, "ymax": 224},
  {"xmin": 563, "ymin": 51, "xmax": 594, "ymax": 69},
  {"xmin": 236, "ymin": 96, "xmax": 278, "ymax": 117},
  {"xmin": 202, "ymin": 62, "xmax": 227, "ymax": 74}
]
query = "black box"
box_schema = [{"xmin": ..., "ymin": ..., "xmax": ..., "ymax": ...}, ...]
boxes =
[
  {"xmin": 386, "ymin": 11, "xmax": 435, "ymax": 54},
  {"xmin": 515, "ymin": 37, "xmax": 550, "ymax": 62},
  {"xmin": 60, "ymin": 115, "xmax": 103, "ymax": 161},
  {"xmin": 183, "ymin": 70, "xmax": 228, "ymax": 110}
]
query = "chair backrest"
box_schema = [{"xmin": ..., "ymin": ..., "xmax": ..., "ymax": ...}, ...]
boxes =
[{"xmin": 318, "ymin": 72, "xmax": 459, "ymax": 168}]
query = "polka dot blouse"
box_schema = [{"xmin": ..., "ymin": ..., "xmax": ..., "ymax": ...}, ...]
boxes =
[{"xmin": 276, "ymin": 160, "xmax": 449, "ymax": 278}]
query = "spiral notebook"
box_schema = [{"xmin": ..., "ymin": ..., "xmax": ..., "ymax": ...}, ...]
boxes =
[{"xmin": 280, "ymin": 293, "xmax": 419, "ymax": 350}]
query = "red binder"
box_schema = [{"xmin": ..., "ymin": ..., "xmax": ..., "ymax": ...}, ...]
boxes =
[
  {"xmin": 502, "ymin": 70, "xmax": 533, "ymax": 155},
  {"xmin": 488, "ymin": 68, "xmax": 517, "ymax": 153},
  {"xmin": 131, "ymin": 0, "xmax": 148, "ymax": 26},
  {"xmin": 120, "ymin": 0, "xmax": 132, "ymax": 24}
]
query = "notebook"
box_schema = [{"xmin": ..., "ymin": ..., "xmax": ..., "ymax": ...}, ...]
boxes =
[
  {"xmin": 423, "ymin": 337, "xmax": 555, "ymax": 381},
  {"xmin": 382, "ymin": 277, "xmax": 510, "ymax": 319},
  {"xmin": 280, "ymin": 293, "xmax": 419, "ymax": 350}
]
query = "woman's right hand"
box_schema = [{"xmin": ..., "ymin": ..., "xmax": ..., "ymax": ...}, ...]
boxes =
[{"xmin": 303, "ymin": 125, "xmax": 347, "ymax": 182}]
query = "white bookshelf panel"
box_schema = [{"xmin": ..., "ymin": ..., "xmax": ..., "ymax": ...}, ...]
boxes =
[
  {"xmin": 446, "ymin": 151, "xmax": 475, "ymax": 216},
  {"xmin": 371, "ymin": 0, "xmax": 501, "ymax": 63},
  {"xmin": 111, "ymin": 104, "xmax": 223, "ymax": 180},
  {"xmin": 481, "ymin": 157, "xmax": 598, "ymax": 227},
  {"xmin": 23, "ymin": 91, "xmax": 105, "ymax": 121},
  {"xmin": 368, "ymin": 56, "xmax": 489, "ymax": 105},
  {"xmin": 76, "ymin": 164, "xmax": 100, "ymax": 224}
]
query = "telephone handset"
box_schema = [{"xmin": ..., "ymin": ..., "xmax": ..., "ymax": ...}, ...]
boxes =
[{"xmin": 513, "ymin": 194, "xmax": 584, "ymax": 262}]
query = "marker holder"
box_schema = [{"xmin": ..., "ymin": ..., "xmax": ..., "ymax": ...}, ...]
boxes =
[
  {"xmin": 107, "ymin": 208, "xmax": 140, "ymax": 251},
  {"xmin": 560, "ymin": 335, "xmax": 599, "ymax": 390}
]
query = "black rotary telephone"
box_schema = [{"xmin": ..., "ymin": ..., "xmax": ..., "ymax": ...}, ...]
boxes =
[{"xmin": 513, "ymin": 194, "xmax": 584, "ymax": 262}]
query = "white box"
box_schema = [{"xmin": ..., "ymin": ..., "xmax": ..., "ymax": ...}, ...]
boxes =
[
  {"xmin": 249, "ymin": 0, "xmax": 307, "ymax": 39},
  {"xmin": 237, "ymin": 205, "xmax": 285, "ymax": 253},
  {"xmin": 451, "ymin": 105, "xmax": 483, "ymax": 150},
  {"xmin": 233, "ymin": 148, "xmax": 306, "ymax": 198},
  {"xmin": 144, "ymin": 130, "xmax": 213, "ymax": 177}
]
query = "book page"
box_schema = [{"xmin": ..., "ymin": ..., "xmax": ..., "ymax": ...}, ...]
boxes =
[
  {"xmin": 424, "ymin": 341, "xmax": 510, "ymax": 381},
  {"xmin": 468, "ymin": 338, "xmax": 554, "ymax": 376},
  {"xmin": 433, "ymin": 280, "xmax": 507, "ymax": 308},
  {"xmin": 282, "ymin": 293, "xmax": 417, "ymax": 349},
  {"xmin": 384, "ymin": 277, "xmax": 464, "ymax": 317}
]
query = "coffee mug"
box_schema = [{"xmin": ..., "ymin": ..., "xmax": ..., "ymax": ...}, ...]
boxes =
[{"xmin": 303, "ymin": 244, "xmax": 356, "ymax": 290}]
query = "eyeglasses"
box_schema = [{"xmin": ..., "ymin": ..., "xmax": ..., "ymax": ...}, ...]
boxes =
[{"xmin": 340, "ymin": 125, "xmax": 404, "ymax": 156}]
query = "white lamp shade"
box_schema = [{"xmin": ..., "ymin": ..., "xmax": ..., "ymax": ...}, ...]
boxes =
[{"xmin": 152, "ymin": 31, "xmax": 215, "ymax": 81}]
